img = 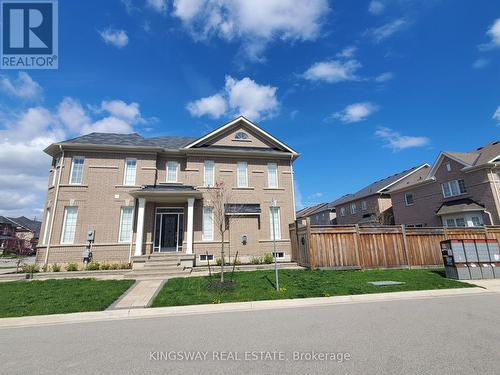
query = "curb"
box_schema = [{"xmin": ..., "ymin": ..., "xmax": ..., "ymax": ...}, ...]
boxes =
[{"xmin": 0, "ymin": 287, "xmax": 491, "ymax": 330}]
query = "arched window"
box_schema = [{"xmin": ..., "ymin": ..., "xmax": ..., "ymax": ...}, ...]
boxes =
[{"xmin": 235, "ymin": 131, "xmax": 249, "ymax": 140}]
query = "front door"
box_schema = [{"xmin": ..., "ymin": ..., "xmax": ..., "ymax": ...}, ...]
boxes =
[{"xmin": 154, "ymin": 208, "xmax": 184, "ymax": 252}]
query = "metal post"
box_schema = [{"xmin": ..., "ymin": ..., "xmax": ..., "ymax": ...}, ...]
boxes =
[{"xmin": 272, "ymin": 199, "xmax": 279, "ymax": 291}]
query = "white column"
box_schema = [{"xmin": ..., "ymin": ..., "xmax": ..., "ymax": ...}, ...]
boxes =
[
  {"xmin": 186, "ymin": 198, "xmax": 194, "ymax": 254},
  {"xmin": 134, "ymin": 198, "xmax": 146, "ymax": 256}
]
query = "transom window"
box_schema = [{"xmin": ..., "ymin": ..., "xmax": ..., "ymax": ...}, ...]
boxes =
[
  {"xmin": 405, "ymin": 192, "xmax": 415, "ymax": 206},
  {"xmin": 123, "ymin": 159, "xmax": 137, "ymax": 186},
  {"xmin": 235, "ymin": 131, "xmax": 249, "ymax": 140},
  {"xmin": 441, "ymin": 179, "xmax": 466, "ymax": 198},
  {"xmin": 166, "ymin": 161, "xmax": 178, "ymax": 183},
  {"xmin": 69, "ymin": 156, "xmax": 84, "ymax": 184}
]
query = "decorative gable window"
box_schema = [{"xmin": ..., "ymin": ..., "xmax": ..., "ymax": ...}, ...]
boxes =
[
  {"xmin": 69, "ymin": 156, "xmax": 84, "ymax": 185},
  {"xmin": 235, "ymin": 131, "xmax": 249, "ymax": 140},
  {"xmin": 405, "ymin": 192, "xmax": 415, "ymax": 206},
  {"xmin": 166, "ymin": 161, "xmax": 178, "ymax": 183},
  {"xmin": 441, "ymin": 179, "xmax": 466, "ymax": 198},
  {"xmin": 237, "ymin": 161, "xmax": 248, "ymax": 188},
  {"xmin": 204, "ymin": 160, "xmax": 215, "ymax": 187}
]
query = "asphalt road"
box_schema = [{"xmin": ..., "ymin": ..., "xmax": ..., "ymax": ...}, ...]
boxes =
[{"xmin": 2, "ymin": 294, "xmax": 500, "ymax": 375}]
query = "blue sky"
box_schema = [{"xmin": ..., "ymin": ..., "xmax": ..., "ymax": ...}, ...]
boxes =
[{"xmin": 1, "ymin": 0, "xmax": 500, "ymax": 218}]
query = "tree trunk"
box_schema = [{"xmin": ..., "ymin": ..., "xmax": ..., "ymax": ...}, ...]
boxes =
[{"xmin": 221, "ymin": 230, "xmax": 225, "ymax": 283}]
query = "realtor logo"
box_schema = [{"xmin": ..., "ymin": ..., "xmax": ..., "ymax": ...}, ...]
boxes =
[{"xmin": 1, "ymin": 0, "xmax": 58, "ymax": 69}]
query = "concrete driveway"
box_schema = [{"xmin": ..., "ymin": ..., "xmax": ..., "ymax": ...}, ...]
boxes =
[{"xmin": 2, "ymin": 293, "xmax": 500, "ymax": 374}]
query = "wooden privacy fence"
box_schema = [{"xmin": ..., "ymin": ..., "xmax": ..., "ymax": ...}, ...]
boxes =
[{"xmin": 289, "ymin": 220, "xmax": 500, "ymax": 269}]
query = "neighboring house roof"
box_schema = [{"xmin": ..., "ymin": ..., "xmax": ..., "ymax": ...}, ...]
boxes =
[
  {"xmin": 427, "ymin": 140, "xmax": 500, "ymax": 178},
  {"xmin": 435, "ymin": 198, "xmax": 485, "ymax": 216},
  {"xmin": 296, "ymin": 202, "xmax": 330, "ymax": 218},
  {"xmin": 6, "ymin": 216, "xmax": 42, "ymax": 237},
  {"xmin": 330, "ymin": 164, "xmax": 430, "ymax": 207},
  {"xmin": 0, "ymin": 216, "xmax": 14, "ymax": 226},
  {"xmin": 387, "ymin": 165, "xmax": 431, "ymax": 192}
]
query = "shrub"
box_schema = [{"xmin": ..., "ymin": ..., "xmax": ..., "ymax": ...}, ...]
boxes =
[
  {"xmin": 21, "ymin": 264, "xmax": 39, "ymax": 274},
  {"xmin": 110, "ymin": 263, "xmax": 120, "ymax": 270},
  {"xmin": 216, "ymin": 258, "xmax": 222, "ymax": 266},
  {"xmin": 119, "ymin": 263, "xmax": 131, "ymax": 270},
  {"xmin": 250, "ymin": 256, "xmax": 262, "ymax": 265},
  {"xmin": 100, "ymin": 263, "xmax": 111, "ymax": 270},
  {"xmin": 65, "ymin": 263, "xmax": 78, "ymax": 272},
  {"xmin": 263, "ymin": 253, "xmax": 274, "ymax": 264},
  {"xmin": 85, "ymin": 261, "xmax": 100, "ymax": 271},
  {"xmin": 234, "ymin": 258, "xmax": 241, "ymax": 266},
  {"xmin": 51, "ymin": 264, "xmax": 61, "ymax": 272}
]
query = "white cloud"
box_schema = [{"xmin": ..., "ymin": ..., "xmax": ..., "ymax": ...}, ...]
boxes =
[
  {"xmin": 0, "ymin": 72, "xmax": 42, "ymax": 99},
  {"xmin": 57, "ymin": 97, "xmax": 91, "ymax": 132},
  {"xmin": 368, "ymin": 0, "xmax": 385, "ymax": 15},
  {"xmin": 101, "ymin": 100, "xmax": 142, "ymax": 123},
  {"xmin": 146, "ymin": 0, "xmax": 167, "ymax": 13},
  {"xmin": 472, "ymin": 58, "xmax": 490, "ymax": 69},
  {"xmin": 99, "ymin": 29, "xmax": 129, "ymax": 48},
  {"xmin": 186, "ymin": 76, "xmax": 279, "ymax": 121},
  {"xmin": 336, "ymin": 46, "xmax": 357, "ymax": 58},
  {"xmin": 368, "ymin": 18, "xmax": 407, "ymax": 43},
  {"xmin": 303, "ymin": 59, "xmax": 361, "ymax": 83},
  {"xmin": 487, "ymin": 18, "xmax": 500, "ymax": 46},
  {"xmin": 493, "ymin": 106, "xmax": 500, "ymax": 123},
  {"xmin": 187, "ymin": 94, "xmax": 227, "ymax": 119},
  {"xmin": 82, "ymin": 117, "xmax": 133, "ymax": 134},
  {"xmin": 333, "ymin": 102, "xmax": 378, "ymax": 124},
  {"xmin": 307, "ymin": 192, "xmax": 323, "ymax": 200},
  {"xmin": 375, "ymin": 127, "xmax": 430, "ymax": 151},
  {"xmin": 375, "ymin": 72, "xmax": 394, "ymax": 82},
  {"xmin": 171, "ymin": 0, "xmax": 330, "ymax": 61}
]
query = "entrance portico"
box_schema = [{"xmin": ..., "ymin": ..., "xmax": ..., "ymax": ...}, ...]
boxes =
[{"xmin": 130, "ymin": 185, "xmax": 202, "ymax": 257}]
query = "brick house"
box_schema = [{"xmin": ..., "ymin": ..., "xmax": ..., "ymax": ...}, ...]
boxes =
[
  {"xmin": 390, "ymin": 141, "xmax": 500, "ymax": 227},
  {"xmin": 37, "ymin": 117, "xmax": 299, "ymax": 267}
]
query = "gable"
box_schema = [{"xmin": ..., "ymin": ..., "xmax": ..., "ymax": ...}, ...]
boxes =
[
  {"xmin": 183, "ymin": 116, "xmax": 299, "ymax": 156},
  {"xmin": 427, "ymin": 152, "xmax": 470, "ymax": 179}
]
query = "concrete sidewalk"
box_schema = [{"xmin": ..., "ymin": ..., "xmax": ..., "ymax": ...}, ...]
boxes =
[
  {"xmin": 462, "ymin": 279, "xmax": 500, "ymax": 292},
  {"xmin": 0, "ymin": 287, "xmax": 491, "ymax": 330},
  {"xmin": 111, "ymin": 279, "xmax": 165, "ymax": 309}
]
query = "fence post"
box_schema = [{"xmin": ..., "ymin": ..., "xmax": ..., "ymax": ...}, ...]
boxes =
[
  {"xmin": 305, "ymin": 217, "xmax": 313, "ymax": 268},
  {"xmin": 444, "ymin": 227, "xmax": 448, "ymax": 240},
  {"xmin": 401, "ymin": 224, "xmax": 411, "ymax": 269},
  {"xmin": 354, "ymin": 224, "xmax": 362, "ymax": 269},
  {"xmin": 484, "ymin": 225, "xmax": 489, "ymax": 240}
]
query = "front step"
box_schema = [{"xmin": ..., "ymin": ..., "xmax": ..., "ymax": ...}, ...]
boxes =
[
  {"xmin": 130, "ymin": 268, "xmax": 191, "ymax": 278},
  {"xmin": 132, "ymin": 253, "xmax": 195, "ymax": 270}
]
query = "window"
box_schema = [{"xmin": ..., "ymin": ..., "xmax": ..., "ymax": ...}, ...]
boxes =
[
  {"xmin": 123, "ymin": 159, "xmax": 137, "ymax": 186},
  {"xmin": 441, "ymin": 179, "xmax": 466, "ymax": 198},
  {"xmin": 166, "ymin": 161, "xmax": 178, "ymax": 183},
  {"xmin": 455, "ymin": 218, "xmax": 466, "ymax": 227},
  {"xmin": 270, "ymin": 207, "xmax": 281, "ymax": 240},
  {"xmin": 51, "ymin": 157, "xmax": 59, "ymax": 186},
  {"xmin": 361, "ymin": 200, "xmax": 367, "ymax": 211},
  {"xmin": 204, "ymin": 160, "xmax": 215, "ymax": 187},
  {"xmin": 405, "ymin": 192, "xmax": 415, "ymax": 206},
  {"xmin": 43, "ymin": 208, "xmax": 51, "ymax": 244},
  {"xmin": 199, "ymin": 254, "xmax": 214, "ymax": 261},
  {"xmin": 235, "ymin": 131, "xmax": 249, "ymax": 140},
  {"xmin": 237, "ymin": 161, "xmax": 248, "ymax": 187},
  {"xmin": 202, "ymin": 207, "xmax": 214, "ymax": 241},
  {"xmin": 61, "ymin": 207, "xmax": 78, "ymax": 244},
  {"xmin": 446, "ymin": 163, "xmax": 451, "ymax": 172},
  {"xmin": 446, "ymin": 219, "xmax": 456, "ymax": 228},
  {"xmin": 267, "ymin": 163, "xmax": 278, "ymax": 188},
  {"xmin": 471, "ymin": 216, "xmax": 482, "ymax": 227},
  {"xmin": 272, "ymin": 251, "xmax": 285, "ymax": 259},
  {"xmin": 340, "ymin": 207, "xmax": 346, "ymax": 217},
  {"xmin": 118, "ymin": 207, "xmax": 134, "ymax": 242},
  {"xmin": 350, "ymin": 203, "xmax": 357, "ymax": 215},
  {"xmin": 69, "ymin": 156, "xmax": 84, "ymax": 184}
]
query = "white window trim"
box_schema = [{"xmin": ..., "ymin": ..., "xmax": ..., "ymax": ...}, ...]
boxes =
[
  {"xmin": 60, "ymin": 207, "xmax": 78, "ymax": 244},
  {"xmin": 123, "ymin": 158, "xmax": 137, "ymax": 186},
  {"xmin": 237, "ymin": 161, "xmax": 248, "ymax": 188},
  {"xmin": 202, "ymin": 207, "xmax": 214, "ymax": 241},
  {"xmin": 405, "ymin": 192, "xmax": 414, "ymax": 206},
  {"xmin": 361, "ymin": 200, "xmax": 367, "ymax": 211},
  {"xmin": 204, "ymin": 160, "xmax": 215, "ymax": 187},
  {"xmin": 272, "ymin": 251, "xmax": 285, "ymax": 259},
  {"xmin": 340, "ymin": 207, "xmax": 346, "ymax": 217},
  {"xmin": 270, "ymin": 207, "xmax": 281, "ymax": 240},
  {"xmin": 199, "ymin": 254, "xmax": 215, "ymax": 262},
  {"xmin": 69, "ymin": 156, "xmax": 84, "ymax": 185},
  {"xmin": 350, "ymin": 203, "xmax": 357, "ymax": 215},
  {"xmin": 441, "ymin": 179, "xmax": 466, "ymax": 198},
  {"xmin": 42, "ymin": 208, "xmax": 51, "ymax": 245},
  {"xmin": 51, "ymin": 158, "xmax": 60, "ymax": 187},
  {"xmin": 118, "ymin": 207, "xmax": 134, "ymax": 243},
  {"xmin": 166, "ymin": 161, "xmax": 179, "ymax": 183},
  {"xmin": 267, "ymin": 163, "xmax": 279, "ymax": 188}
]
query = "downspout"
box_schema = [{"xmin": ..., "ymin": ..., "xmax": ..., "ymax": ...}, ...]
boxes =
[
  {"xmin": 128, "ymin": 198, "xmax": 138, "ymax": 264},
  {"xmin": 484, "ymin": 210, "xmax": 494, "ymax": 226},
  {"xmin": 489, "ymin": 169, "xmax": 500, "ymax": 225},
  {"xmin": 44, "ymin": 145, "xmax": 64, "ymax": 267},
  {"xmin": 290, "ymin": 155, "xmax": 297, "ymax": 221}
]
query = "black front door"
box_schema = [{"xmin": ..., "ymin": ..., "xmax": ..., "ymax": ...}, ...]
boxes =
[
  {"xmin": 160, "ymin": 214, "xmax": 178, "ymax": 252},
  {"xmin": 154, "ymin": 208, "xmax": 184, "ymax": 252}
]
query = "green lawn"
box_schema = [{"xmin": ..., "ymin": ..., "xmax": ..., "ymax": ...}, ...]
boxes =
[
  {"xmin": 152, "ymin": 268, "xmax": 474, "ymax": 307},
  {"xmin": 0, "ymin": 279, "xmax": 135, "ymax": 318}
]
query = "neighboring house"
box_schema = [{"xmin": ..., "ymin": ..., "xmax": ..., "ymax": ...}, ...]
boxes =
[
  {"xmin": 37, "ymin": 117, "xmax": 299, "ymax": 267},
  {"xmin": 333, "ymin": 164, "xmax": 431, "ymax": 225},
  {"xmin": 390, "ymin": 141, "xmax": 500, "ymax": 227},
  {"xmin": 0, "ymin": 216, "xmax": 41, "ymax": 253},
  {"xmin": 296, "ymin": 202, "xmax": 336, "ymax": 225}
]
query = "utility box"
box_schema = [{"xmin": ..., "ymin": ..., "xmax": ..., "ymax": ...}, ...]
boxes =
[{"xmin": 440, "ymin": 240, "xmax": 470, "ymax": 280}]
